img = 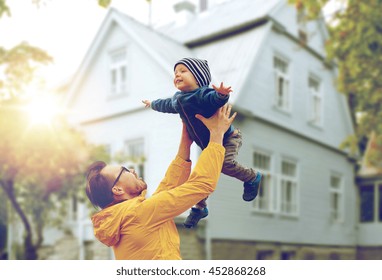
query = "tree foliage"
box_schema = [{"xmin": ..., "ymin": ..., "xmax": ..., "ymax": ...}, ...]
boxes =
[
  {"xmin": 0, "ymin": 0, "xmax": 109, "ymax": 259},
  {"xmin": 0, "ymin": 97, "xmax": 109, "ymax": 259},
  {"xmin": 288, "ymin": 0, "xmax": 382, "ymax": 164},
  {"xmin": 0, "ymin": 0, "xmax": 10, "ymax": 18},
  {"xmin": 0, "ymin": 43, "xmax": 53, "ymax": 98}
]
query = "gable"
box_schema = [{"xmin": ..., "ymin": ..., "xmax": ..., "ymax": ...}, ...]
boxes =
[
  {"xmin": 66, "ymin": 19, "xmax": 179, "ymax": 125},
  {"xmin": 64, "ymin": 8, "xmax": 192, "ymax": 113},
  {"xmin": 270, "ymin": 1, "xmax": 329, "ymax": 57}
]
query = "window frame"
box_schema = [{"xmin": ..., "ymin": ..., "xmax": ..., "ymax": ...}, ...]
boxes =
[
  {"xmin": 252, "ymin": 150, "xmax": 275, "ymax": 213},
  {"xmin": 359, "ymin": 182, "xmax": 382, "ymax": 223},
  {"xmin": 109, "ymin": 47, "xmax": 129, "ymax": 97},
  {"xmin": 278, "ymin": 157, "xmax": 299, "ymax": 217},
  {"xmin": 329, "ymin": 172, "xmax": 344, "ymax": 223},
  {"xmin": 308, "ymin": 74, "xmax": 323, "ymax": 127},
  {"xmin": 273, "ymin": 54, "xmax": 291, "ymax": 113}
]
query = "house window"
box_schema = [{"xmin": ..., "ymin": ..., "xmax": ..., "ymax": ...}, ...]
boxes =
[
  {"xmin": 281, "ymin": 251, "xmax": 296, "ymax": 260},
  {"xmin": 308, "ymin": 76, "xmax": 322, "ymax": 126},
  {"xmin": 360, "ymin": 185, "xmax": 374, "ymax": 222},
  {"xmin": 110, "ymin": 48, "xmax": 128, "ymax": 96},
  {"xmin": 304, "ymin": 252, "xmax": 315, "ymax": 260},
  {"xmin": 252, "ymin": 151, "xmax": 273, "ymax": 212},
  {"xmin": 329, "ymin": 252, "xmax": 340, "ymax": 260},
  {"xmin": 359, "ymin": 183, "xmax": 382, "ymax": 223},
  {"xmin": 280, "ymin": 159, "xmax": 298, "ymax": 215},
  {"xmin": 256, "ymin": 250, "xmax": 273, "ymax": 260},
  {"xmin": 330, "ymin": 174, "xmax": 343, "ymax": 222},
  {"xmin": 124, "ymin": 139, "xmax": 145, "ymax": 180},
  {"xmin": 274, "ymin": 55, "xmax": 290, "ymax": 111}
]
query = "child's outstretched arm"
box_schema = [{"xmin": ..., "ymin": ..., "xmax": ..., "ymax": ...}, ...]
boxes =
[
  {"xmin": 142, "ymin": 98, "xmax": 178, "ymax": 113},
  {"xmin": 212, "ymin": 82, "xmax": 232, "ymax": 96}
]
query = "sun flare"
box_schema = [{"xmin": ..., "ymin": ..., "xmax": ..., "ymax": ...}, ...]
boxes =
[{"xmin": 26, "ymin": 95, "xmax": 61, "ymax": 126}]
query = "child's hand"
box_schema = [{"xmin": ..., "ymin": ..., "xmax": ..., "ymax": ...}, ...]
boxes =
[
  {"xmin": 142, "ymin": 100, "xmax": 151, "ymax": 108},
  {"xmin": 212, "ymin": 82, "xmax": 232, "ymax": 96}
]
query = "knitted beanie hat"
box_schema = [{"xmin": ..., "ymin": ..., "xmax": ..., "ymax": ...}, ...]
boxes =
[{"xmin": 174, "ymin": 58, "xmax": 211, "ymax": 87}]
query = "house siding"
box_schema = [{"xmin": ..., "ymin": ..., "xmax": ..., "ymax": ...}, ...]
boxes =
[
  {"xmin": 239, "ymin": 29, "xmax": 353, "ymax": 150},
  {"xmin": 208, "ymin": 117, "xmax": 357, "ymax": 246}
]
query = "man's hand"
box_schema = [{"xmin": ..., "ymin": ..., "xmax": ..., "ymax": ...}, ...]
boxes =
[
  {"xmin": 142, "ymin": 100, "xmax": 151, "ymax": 108},
  {"xmin": 195, "ymin": 104, "xmax": 237, "ymax": 144},
  {"xmin": 212, "ymin": 82, "xmax": 232, "ymax": 96}
]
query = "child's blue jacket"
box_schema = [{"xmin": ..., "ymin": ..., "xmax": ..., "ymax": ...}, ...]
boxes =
[{"xmin": 151, "ymin": 86, "xmax": 234, "ymax": 150}]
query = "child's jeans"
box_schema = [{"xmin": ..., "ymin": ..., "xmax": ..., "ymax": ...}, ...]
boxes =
[{"xmin": 195, "ymin": 129, "xmax": 257, "ymax": 209}]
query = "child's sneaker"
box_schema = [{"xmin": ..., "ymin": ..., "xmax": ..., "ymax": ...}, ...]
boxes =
[
  {"xmin": 243, "ymin": 172, "xmax": 262, "ymax": 202},
  {"xmin": 183, "ymin": 207, "xmax": 209, "ymax": 228}
]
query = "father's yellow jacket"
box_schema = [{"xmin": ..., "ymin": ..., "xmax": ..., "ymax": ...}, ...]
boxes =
[{"xmin": 91, "ymin": 142, "xmax": 225, "ymax": 260}]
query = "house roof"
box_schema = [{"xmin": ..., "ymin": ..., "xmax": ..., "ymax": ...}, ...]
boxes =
[
  {"xmin": 158, "ymin": 0, "xmax": 282, "ymax": 45},
  {"xmin": 114, "ymin": 9, "xmax": 192, "ymax": 69},
  {"xmin": 192, "ymin": 23, "xmax": 271, "ymax": 103},
  {"xmin": 65, "ymin": 1, "xmax": 281, "ymax": 107}
]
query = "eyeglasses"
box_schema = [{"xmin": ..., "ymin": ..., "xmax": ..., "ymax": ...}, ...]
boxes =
[{"xmin": 111, "ymin": 166, "xmax": 130, "ymax": 189}]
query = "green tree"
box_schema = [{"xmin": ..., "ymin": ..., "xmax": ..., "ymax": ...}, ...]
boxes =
[
  {"xmin": 0, "ymin": 1, "xmax": 109, "ymax": 259},
  {"xmin": 288, "ymin": 0, "xmax": 382, "ymax": 164},
  {"xmin": 0, "ymin": 98, "xmax": 109, "ymax": 259},
  {"xmin": 0, "ymin": 0, "xmax": 52, "ymax": 99}
]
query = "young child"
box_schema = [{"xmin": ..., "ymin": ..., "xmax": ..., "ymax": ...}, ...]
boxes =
[{"xmin": 142, "ymin": 57, "xmax": 262, "ymax": 228}]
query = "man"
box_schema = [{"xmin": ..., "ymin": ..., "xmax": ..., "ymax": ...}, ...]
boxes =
[{"xmin": 85, "ymin": 104, "xmax": 236, "ymax": 259}]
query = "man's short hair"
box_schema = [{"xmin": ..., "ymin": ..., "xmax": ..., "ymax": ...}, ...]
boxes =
[{"xmin": 86, "ymin": 161, "xmax": 114, "ymax": 209}]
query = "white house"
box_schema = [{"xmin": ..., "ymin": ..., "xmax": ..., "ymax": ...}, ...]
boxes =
[{"xmin": 60, "ymin": 0, "xmax": 368, "ymax": 259}]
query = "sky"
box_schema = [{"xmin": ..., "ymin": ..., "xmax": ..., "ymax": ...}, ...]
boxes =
[{"xmin": 0, "ymin": 0, "xmax": 182, "ymax": 87}]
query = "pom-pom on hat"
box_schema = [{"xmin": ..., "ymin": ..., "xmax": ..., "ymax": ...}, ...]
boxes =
[{"xmin": 174, "ymin": 58, "xmax": 211, "ymax": 87}]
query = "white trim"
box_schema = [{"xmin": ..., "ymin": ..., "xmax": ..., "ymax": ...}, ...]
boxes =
[
  {"xmin": 252, "ymin": 149, "xmax": 275, "ymax": 214},
  {"xmin": 279, "ymin": 157, "xmax": 299, "ymax": 217},
  {"xmin": 108, "ymin": 46, "xmax": 129, "ymax": 97},
  {"xmin": 307, "ymin": 73, "xmax": 323, "ymax": 127},
  {"xmin": 329, "ymin": 171, "xmax": 344, "ymax": 223},
  {"xmin": 273, "ymin": 53, "xmax": 292, "ymax": 113}
]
